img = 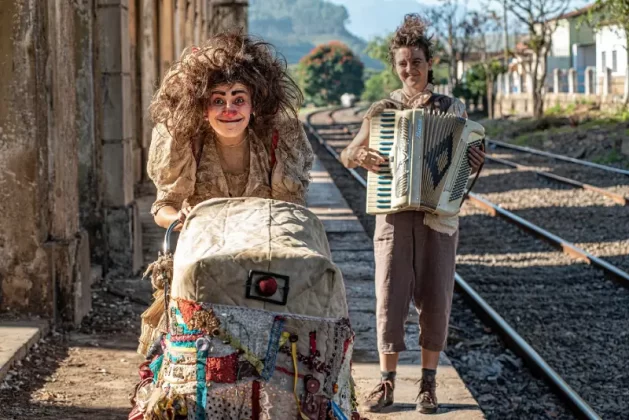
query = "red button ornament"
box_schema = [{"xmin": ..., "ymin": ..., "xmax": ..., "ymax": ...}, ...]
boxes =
[
  {"xmin": 305, "ymin": 376, "xmax": 320, "ymax": 394},
  {"xmin": 256, "ymin": 276, "xmax": 278, "ymax": 296}
]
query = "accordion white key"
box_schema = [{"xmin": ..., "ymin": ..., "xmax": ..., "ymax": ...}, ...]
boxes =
[{"xmin": 367, "ymin": 108, "xmax": 485, "ymax": 216}]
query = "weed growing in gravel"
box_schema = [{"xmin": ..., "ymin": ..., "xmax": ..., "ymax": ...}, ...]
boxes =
[{"xmin": 592, "ymin": 149, "xmax": 627, "ymax": 166}]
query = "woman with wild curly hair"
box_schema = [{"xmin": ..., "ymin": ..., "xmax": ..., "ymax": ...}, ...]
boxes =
[
  {"xmin": 147, "ymin": 31, "xmax": 313, "ymax": 229},
  {"xmin": 341, "ymin": 14, "xmax": 485, "ymax": 415}
]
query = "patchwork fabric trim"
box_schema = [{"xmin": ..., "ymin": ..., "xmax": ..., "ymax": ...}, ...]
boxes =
[
  {"xmin": 149, "ymin": 355, "xmax": 163, "ymax": 384},
  {"xmin": 206, "ymin": 352, "xmax": 238, "ymax": 384},
  {"xmin": 260, "ymin": 316, "xmax": 285, "ymax": 381},
  {"xmin": 196, "ymin": 346, "xmax": 208, "ymax": 420},
  {"xmin": 138, "ymin": 300, "xmax": 356, "ymax": 419}
]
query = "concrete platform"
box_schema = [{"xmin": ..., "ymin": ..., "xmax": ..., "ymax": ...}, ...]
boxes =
[
  {"xmin": 307, "ymin": 157, "xmax": 483, "ymax": 419},
  {"xmin": 0, "ymin": 319, "xmax": 50, "ymax": 381}
]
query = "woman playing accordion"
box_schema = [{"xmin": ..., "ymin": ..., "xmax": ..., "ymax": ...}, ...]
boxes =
[{"xmin": 340, "ymin": 13, "xmax": 485, "ymax": 415}]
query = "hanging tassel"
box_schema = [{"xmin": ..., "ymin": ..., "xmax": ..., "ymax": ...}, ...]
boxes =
[
  {"xmin": 288, "ymin": 335, "xmax": 310, "ymax": 420},
  {"xmin": 137, "ymin": 252, "xmax": 174, "ymax": 357}
]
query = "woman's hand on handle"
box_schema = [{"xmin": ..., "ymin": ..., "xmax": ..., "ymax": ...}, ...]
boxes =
[
  {"xmin": 155, "ymin": 205, "xmax": 192, "ymax": 231},
  {"xmin": 177, "ymin": 206, "xmax": 192, "ymax": 224}
]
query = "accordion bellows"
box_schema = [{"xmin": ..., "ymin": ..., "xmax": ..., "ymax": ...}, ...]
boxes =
[
  {"xmin": 140, "ymin": 198, "xmax": 356, "ymax": 420},
  {"xmin": 367, "ymin": 109, "xmax": 485, "ymax": 216}
]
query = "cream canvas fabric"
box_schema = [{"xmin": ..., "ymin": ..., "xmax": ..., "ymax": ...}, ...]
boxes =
[{"xmin": 171, "ymin": 197, "xmax": 349, "ymax": 318}]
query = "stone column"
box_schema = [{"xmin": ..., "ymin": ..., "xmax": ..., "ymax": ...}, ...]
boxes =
[
  {"xmin": 585, "ymin": 66, "xmax": 595, "ymax": 95},
  {"xmin": 185, "ymin": 0, "xmax": 194, "ymax": 47},
  {"xmin": 209, "ymin": 0, "xmax": 248, "ymax": 35},
  {"xmin": 74, "ymin": 0, "xmax": 100, "ymax": 322},
  {"xmin": 44, "ymin": 0, "xmax": 91, "ymax": 325},
  {"xmin": 496, "ymin": 73, "xmax": 503, "ymax": 95},
  {"xmin": 568, "ymin": 68, "xmax": 577, "ymax": 94},
  {"xmin": 160, "ymin": 0, "xmax": 175, "ymax": 78},
  {"xmin": 603, "ymin": 67, "xmax": 611, "ymax": 97},
  {"xmin": 0, "ymin": 0, "xmax": 91, "ymax": 323},
  {"xmin": 553, "ymin": 68, "xmax": 560, "ymax": 93},
  {"xmin": 175, "ymin": 0, "xmax": 186, "ymax": 57},
  {"xmin": 76, "ymin": 0, "xmax": 104, "ymax": 267},
  {"xmin": 504, "ymin": 72, "xmax": 511, "ymax": 96},
  {"xmin": 97, "ymin": 0, "xmax": 143, "ymax": 274},
  {"xmin": 194, "ymin": 0, "xmax": 202, "ymax": 45},
  {"xmin": 526, "ymin": 73, "xmax": 533, "ymax": 95},
  {"xmin": 201, "ymin": 0, "xmax": 208, "ymax": 41}
]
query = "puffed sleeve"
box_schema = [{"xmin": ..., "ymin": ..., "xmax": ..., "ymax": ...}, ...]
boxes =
[
  {"xmin": 270, "ymin": 116, "xmax": 314, "ymax": 206},
  {"xmin": 147, "ymin": 124, "xmax": 197, "ymax": 216}
]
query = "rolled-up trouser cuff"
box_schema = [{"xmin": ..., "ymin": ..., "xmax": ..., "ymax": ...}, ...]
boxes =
[{"xmin": 378, "ymin": 342, "xmax": 407, "ymax": 353}]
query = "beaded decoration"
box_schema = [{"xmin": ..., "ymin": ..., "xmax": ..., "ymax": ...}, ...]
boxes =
[{"xmin": 140, "ymin": 301, "xmax": 356, "ymax": 419}]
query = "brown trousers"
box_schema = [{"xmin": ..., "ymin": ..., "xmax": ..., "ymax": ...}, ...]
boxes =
[{"xmin": 374, "ymin": 211, "xmax": 458, "ymax": 353}]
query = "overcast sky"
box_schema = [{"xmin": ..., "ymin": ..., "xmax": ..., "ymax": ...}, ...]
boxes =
[{"xmin": 328, "ymin": 0, "xmax": 593, "ymax": 41}]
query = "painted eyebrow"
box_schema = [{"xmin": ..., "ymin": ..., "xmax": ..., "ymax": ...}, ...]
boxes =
[{"xmin": 211, "ymin": 89, "xmax": 248, "ymax": 96}]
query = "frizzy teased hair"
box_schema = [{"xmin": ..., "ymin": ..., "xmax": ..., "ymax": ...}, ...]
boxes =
[
  {"xmin": 149, "ymin": 30, "xmax": 303, "ymax": 145},
  {"xmin": 388, "ymin": 14, "xmax": 434, "ymax": 69}
]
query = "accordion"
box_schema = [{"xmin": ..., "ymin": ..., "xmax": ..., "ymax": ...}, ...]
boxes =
[{"xmin": 367, "ymin": 108, "xmax": 485, "ymax": 216}]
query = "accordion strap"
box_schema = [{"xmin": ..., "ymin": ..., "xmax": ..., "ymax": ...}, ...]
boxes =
[{"xmin": 463, "ymin": 138, "xmax": 486, "ymax": 202}]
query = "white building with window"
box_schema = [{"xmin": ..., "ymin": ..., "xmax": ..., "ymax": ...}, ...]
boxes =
[{"xmin": 595, "ymin": 24, "xmax": 627, "ymax": 95}]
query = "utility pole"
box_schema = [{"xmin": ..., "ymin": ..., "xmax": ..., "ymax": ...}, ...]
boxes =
[{"xmin": 503, "ymin": 0, "xmax": 509, "ymax": 65}]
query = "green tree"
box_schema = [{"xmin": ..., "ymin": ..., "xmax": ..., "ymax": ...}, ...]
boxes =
[
  {"xmin": 362, "ymin": 70, "xmax": 403, "ymax": 101},
  {"xmin": 504, "ymin": 0, "xmax": 570, "ymax": 118},
  {"xmin": 587, "ymin": 0, "xmax": 629, "ymax": 106},
  {"xmin": 361, "ymin": 36, "xmax": 401, "ymax": 101},
  {"xmin": 297, "ymin": 41, "xmax": 365, "ymax": 106}
]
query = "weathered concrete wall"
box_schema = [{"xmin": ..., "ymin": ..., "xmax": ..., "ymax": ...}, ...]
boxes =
[
  {"xmin": 97, "ymin": 0, "xmax": 143, "ymax": 274},
  {"xmin": 75, "ymin": 0, "xmax": 104, "ymax": 266},
  {"xmin": 1, "ymin": 0, "xmax": 252, "ymax": 322},
  {"xmin": 0, "ymin": 0, "xmax": 52, "ymax": 316},
  {"xmin": 0, "ymin": 0, "xmax": 91, "ymax": 323}
]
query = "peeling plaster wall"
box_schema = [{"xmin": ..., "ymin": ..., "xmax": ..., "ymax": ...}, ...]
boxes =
[
  {"xmin": 0, "ymin": 0, "xmax": 91, "ymax": 323},
  {"xmin": 0, "ymin": 0, "xmax": 53, "ymax": 315},
  {"xmin": 75, "ymin": 0, "xmax": 105, "ymax": 264}
]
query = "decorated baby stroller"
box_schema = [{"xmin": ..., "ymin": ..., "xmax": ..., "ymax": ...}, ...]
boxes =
[{"xmin": 130, "ymin": 197, "xmax": 359, "ymax": 420}]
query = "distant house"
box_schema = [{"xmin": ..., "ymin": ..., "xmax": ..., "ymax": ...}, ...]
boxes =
[
  {"xmin": 545, "ymin": 4, "xmax": 597, "ymax": 93},
  {"xmin": 595, "ymin": 24, "xmax": 627, "ymax": 96},
  {"xmin": 454, "ymin": 32, "xmax": 525, "ymax": 82}
]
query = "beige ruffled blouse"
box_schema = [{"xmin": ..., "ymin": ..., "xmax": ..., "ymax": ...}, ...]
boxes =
[{"xmin": 147, "ymin": 115, "xmax": 314, "ymax": 216}]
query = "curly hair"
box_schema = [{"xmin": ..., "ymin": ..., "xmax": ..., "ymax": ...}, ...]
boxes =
[
  {"xmin": 388, "ymin": 14, "xmax": 434, "ymax": 82},
  {"xmin": 149, "ymin": 30, "xmax": 303, "ymax": 145}
]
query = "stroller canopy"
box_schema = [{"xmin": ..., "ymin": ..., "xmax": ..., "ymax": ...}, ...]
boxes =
[{"xmin": 171, "ymin": 197, "xmax": 349, "ymax": 319}]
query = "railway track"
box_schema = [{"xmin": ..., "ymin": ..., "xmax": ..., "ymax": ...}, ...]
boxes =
[{"xmin": 304, "ymin": 106, "xmax": 629, "ymax": 419}]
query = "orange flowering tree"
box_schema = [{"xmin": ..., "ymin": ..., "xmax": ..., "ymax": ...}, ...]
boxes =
[{"xmin": 297, "ymin": 41, "xmax": 364, "ymax": 106}]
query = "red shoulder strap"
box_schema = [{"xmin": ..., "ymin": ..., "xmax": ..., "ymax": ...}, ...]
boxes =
[{"xmin": 270, "ymin": 128, "xmax": 279, "ymax": 168}]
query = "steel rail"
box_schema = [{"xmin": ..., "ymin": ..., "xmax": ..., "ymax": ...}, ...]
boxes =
[
  {"xmin": 353, "ymin": 105, "xmax": 369, "ymax": 116},
  {"xmin": 486, "ymin": 155, "xmax": 628, "ymax": 206},
  {"xmin": 454, "ymin": 274, "xmax": 602, "ymax": 420},
  {"xmin": 488, "ymin": 139, "xmax": 629, "ymax": 177},
  {"xmin": 304, "ymin": 111, "xmax": 602, "ymax": 420},
  {"xmin": 466, "ymin": 193, "xmax": 629, "ymax": 287}
]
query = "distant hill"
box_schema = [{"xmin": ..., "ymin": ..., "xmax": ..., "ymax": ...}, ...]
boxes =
[{"xmin": 248, "ymin": 0, "xmax": 384, "ymax": 70}]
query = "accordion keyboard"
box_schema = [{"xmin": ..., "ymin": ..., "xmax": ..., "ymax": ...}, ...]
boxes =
[{"xmin": 366, "ymin": 112, "xmax": 396, "ymax": 214}]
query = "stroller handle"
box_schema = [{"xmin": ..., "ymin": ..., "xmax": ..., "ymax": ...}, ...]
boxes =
[{"xmin": 163, "ymin": 220, "xmax": 181, "ymax": 254}]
